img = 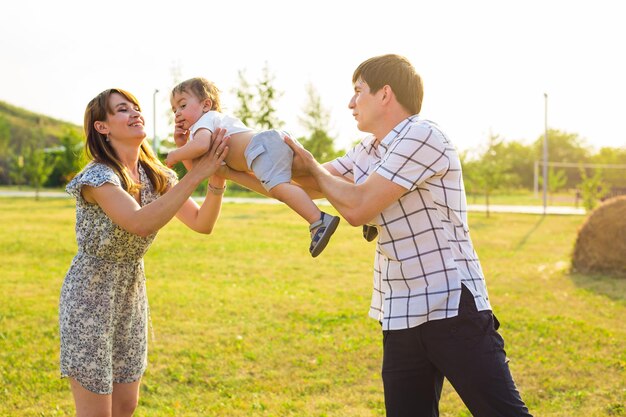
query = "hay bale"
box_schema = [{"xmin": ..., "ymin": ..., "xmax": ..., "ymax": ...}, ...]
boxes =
[{"xmin": 572, "ymin": 196, "xmax": 626, "ymax": 276}]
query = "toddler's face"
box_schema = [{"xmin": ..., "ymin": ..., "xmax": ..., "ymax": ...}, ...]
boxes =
[{"xmin": 171, "ymin": 91, "xmax": 207, "ymax": 130}]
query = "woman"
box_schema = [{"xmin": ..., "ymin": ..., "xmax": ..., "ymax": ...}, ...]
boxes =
[{"xmin": 59, "ymin": 88, "xmax": 229, "ymax": 417}]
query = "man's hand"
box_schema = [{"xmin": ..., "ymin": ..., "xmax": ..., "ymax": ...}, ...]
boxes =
[{"xmin": 284, "ymin": 135, "xmax": 320, "ymax": 177}]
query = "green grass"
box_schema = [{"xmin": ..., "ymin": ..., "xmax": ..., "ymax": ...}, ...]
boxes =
[{"xmin": 0, "ymin": 199, "xmax": 624, "ymax": 416}]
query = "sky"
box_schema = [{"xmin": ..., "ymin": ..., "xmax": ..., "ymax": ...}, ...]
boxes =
[{"xmin": 1, "ymin": 0, "xmax": 625, "ymax": 154}]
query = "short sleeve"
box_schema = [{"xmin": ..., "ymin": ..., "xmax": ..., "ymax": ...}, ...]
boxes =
[
  {"xmin": 331, "ymin": 143, "xmax": 364, "ymax": 183},
  {"xmin": 190, "ymin": 111, "xmax": 216, "ymax": 139},
  {"xmin": 331, "ymin": 150, "xmax": 355, "ymax": 180},
  {"xmin": 374, "ymin": 124, "xmax": 450, "ymax": 190},
  {"xmin": 65, "ymin": 162, "xmax": 122, "ymax": 200}
]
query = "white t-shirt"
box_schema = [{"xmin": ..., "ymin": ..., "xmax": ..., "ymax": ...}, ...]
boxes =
[{"xmin": 189, "ymin": 111, "xmax": 254, "ymax": 140}]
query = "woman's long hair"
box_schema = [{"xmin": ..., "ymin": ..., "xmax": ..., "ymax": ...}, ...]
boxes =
[{"xmin": 83, "ymin": 88, "xmax": 171, "ymax": 195}]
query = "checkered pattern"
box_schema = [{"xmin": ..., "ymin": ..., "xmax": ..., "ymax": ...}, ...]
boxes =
[{"xmin": 331, "ymin": 116, "xmax": 491, "ymax": 330}]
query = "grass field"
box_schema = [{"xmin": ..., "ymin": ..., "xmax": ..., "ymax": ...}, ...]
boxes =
[{"xmin": 0, "ymin": 198, "xmax": 624, "ymax": 416}]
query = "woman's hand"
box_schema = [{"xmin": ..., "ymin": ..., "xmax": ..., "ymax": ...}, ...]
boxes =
[
  {"xmin": 216, "ymin": 163, "xmax": 231, "ymax": 178},
  {"xmin": 187, "ymin": 128, "xmax": 229, "ymax": 181}
]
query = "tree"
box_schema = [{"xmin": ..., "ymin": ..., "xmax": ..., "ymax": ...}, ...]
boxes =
[
  {"xmin": 533, "ymin": 129, "xmax": 591, "ymax": 188},
  {"xmin": 589, "ymin": 146, "xmax": 626, "ymax": 189},
  {"xmin": 233, "ymin": 69, "xmax": 256, "ymax": 127},
  {"xmin": 463, "ymin": 133, "xmax": 514, "ymax": 217},
  {"xmin": 499, "ymin": 140, "xmax": 535, "ymax": 189},
  {"xmin": 22, "ymin": 130, "xmax": 56, "ymax": 199},
  {"xmin": 0, "ymin": 115, "xmax": 10, "ymax": 178},
  {"xmin": 539, "ymin": 167, "xmax": 567, "ymax": 202},
  {"xmin": 233, "ymin": 64, "xmax": 284, "ymax": 130},
  {"xmin": 157, "ymin": 60, "xmax": 184, "ymax": 161},
  {"xmin": 48, "ymin": 129, "xmax": 84, "ymax": 186},
  {"xmin": 297, "ymin": 83, "xmax": 341, "ymax": 162},
  {"xmin": 578, "ymin": 167, "xmax": 607, "ymax": 211},
  {"xmin": 254, "ymin": 63, "xmax": 284, "ymax": 130},
  {"xmin": 7, "ymin": 152, "xmax": 25, "ymax": 189}
]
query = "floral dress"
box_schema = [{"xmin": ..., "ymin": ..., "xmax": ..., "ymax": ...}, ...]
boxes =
[{"xmin": 60, "ymin": 161, "xmax": 171, "ymax": 394}]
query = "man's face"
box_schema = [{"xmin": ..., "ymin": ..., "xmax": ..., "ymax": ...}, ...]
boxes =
[{"xmin": 349, "ymin": 78, "xmax": 382, "ymax": 134}]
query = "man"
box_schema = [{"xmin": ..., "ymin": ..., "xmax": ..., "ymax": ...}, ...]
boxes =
[{"xmin": 285, "ymin": 54, "xmax": 533, "ymax": 416}]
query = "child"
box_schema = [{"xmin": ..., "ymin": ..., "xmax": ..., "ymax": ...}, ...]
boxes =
[{"xmin": 166, "ymin": 77, "xmax": 340, "ymax": 257}]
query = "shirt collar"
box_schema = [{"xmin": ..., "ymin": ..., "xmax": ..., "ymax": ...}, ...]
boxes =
[{"xmin": 376, "ymin": 114, "xmax": 420, "ymax": 157}]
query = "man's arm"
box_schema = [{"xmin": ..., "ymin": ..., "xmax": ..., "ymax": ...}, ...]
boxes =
[
  {"xmin": 285, "ymin": 137, "xmax": 406, "ymax": 226},
  {"xmin": 291, "ymin": 162, "xmax": 349, "ymax": 199}
]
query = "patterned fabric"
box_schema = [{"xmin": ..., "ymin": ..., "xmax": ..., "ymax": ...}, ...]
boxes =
[
  {"xmin": 331, "ymin": 116, "xmax": 491, "ymax": 331},
  {"xmin": 59, "ymin": 161, "xmax": 173, "ymax": 394}
]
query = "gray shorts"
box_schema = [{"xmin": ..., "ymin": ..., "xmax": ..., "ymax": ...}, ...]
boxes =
[{"xmin": 244, "ymin": 130, "xmax": 294, "ymax": 191}]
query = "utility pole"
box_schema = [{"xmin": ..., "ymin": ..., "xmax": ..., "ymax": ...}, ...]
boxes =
[
  {"xmin": 543, "ymin": 93, "xmax": 548, "ymax": 215},
  {"xmin": 152, "ymin": 89, "xmax": 159, "ymax": 155}
]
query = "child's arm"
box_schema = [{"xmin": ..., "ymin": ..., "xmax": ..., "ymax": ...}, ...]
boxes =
[
  {"xmin": 166, "ymin": 128, "xmax": 213, "ymax": 167},
  {"xmin": 172, "ymin": 122, "xmax": 193, "ymax": 171}
]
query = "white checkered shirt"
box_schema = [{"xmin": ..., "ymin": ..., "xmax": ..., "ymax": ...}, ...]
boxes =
[{"xmin": 331, "ymin": 116, "xmax": 491, "ymax": 330}]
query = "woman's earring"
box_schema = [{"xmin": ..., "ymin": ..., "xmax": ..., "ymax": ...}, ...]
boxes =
[{"xmin": 106, "ymin": 134, "xmax": 110, "ymax": 142}]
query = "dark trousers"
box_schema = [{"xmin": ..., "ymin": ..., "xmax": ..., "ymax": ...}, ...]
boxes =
[{"xmin": 382, "ymin": 286, "xmax": 533, "ymax": 417}]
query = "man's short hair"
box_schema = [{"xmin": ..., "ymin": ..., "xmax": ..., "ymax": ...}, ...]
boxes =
[{"xmin": 353, "ymin": 54, "xmax": 423, "ymax": 115}]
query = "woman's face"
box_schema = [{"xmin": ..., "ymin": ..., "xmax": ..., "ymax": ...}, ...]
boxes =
[{"xmin": 104, "ymin": 93, "xmax": 146, "ymax": 143}]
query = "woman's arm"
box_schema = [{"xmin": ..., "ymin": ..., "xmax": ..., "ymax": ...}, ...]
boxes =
[
  {"xmin": 174, "ymin": 174, "xmax": 227, "ymax": 233},
  {"xmin": 83, "ymin": 129, "xmax": 229, "ymax": 237}
]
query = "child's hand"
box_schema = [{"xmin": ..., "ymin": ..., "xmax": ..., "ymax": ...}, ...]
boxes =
[
  {"xmin": 165, "ymin": 152, "xmax": 178, "ymax": 168},
  {"xmin": 173, "ymin": 121, "xmax": 189, "ymax": 148}
]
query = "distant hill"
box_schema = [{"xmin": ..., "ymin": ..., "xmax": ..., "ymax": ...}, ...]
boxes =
[
  {"xmin": 0, "ymin": 100, "xmax": 83, "ymax": 148},
  {"xmin": 0, "ymin": 100, "xmax": 84, "ymax": 184}
]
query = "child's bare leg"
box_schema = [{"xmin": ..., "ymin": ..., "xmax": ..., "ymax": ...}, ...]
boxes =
[{"xmin": 269, "ymin": 182, "xmax": 321, "ymax": 224}]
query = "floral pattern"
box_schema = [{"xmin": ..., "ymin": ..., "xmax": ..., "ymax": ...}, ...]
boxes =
[{"xmin": 59, "ymin": 162, "xmax": 173, "ymax": 394}]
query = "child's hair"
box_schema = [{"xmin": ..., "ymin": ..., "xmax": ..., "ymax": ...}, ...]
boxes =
[
  {"xmin": 83, "ymin": 88, "xmax": 172, "ymax": 195},
  {"xmin": 353, "ymin": 54, "xmax": 423, "ymax": 115},
  {"xmin": 171, "ymin": 77, "xmax": 222, "ymax": 112}
]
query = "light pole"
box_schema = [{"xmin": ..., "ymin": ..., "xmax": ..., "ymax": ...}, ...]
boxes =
[
  {"xmin": 152, "ymin": 89, "xmax": 159, "ymax": 155},
  {"xmin": 542, "ymin": 93, "xmax": 548, "ymax": 215}
]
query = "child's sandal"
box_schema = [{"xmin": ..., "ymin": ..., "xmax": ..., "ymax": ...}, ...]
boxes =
[{"xmin": 309, "ymin": 212, "xmax": 340, "ymax": 257}]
